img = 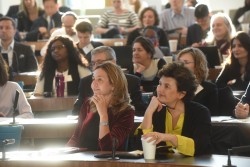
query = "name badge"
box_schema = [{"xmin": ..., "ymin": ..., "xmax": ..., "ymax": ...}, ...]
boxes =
[
  {"xmin": 119, "ymin": 19, "xmax": 127, "ymax": 24},
  {"xmin": 65, "ymin": 75, "xmax": 72, "ymax": 82}
]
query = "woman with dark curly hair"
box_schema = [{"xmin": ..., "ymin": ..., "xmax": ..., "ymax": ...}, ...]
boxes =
[
  {"xmin": 138, "ymin": 62, "xmax": 211, "ymax": 156},
  {"xmin": 216, "ymin": 31, "xmax": 250, "ymax": 90},
  {"xmin": 126, "ymin": 7, "xmax": 168, "ymax": 46},
  {"xmin": 34, "ymin": 35, "xmax": 91, "ymax": 96}
]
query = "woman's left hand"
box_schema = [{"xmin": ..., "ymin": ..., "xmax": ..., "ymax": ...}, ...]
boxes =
[{"xmin": 92, "ymin": 95, "xmax": 109, "ymax": 117}]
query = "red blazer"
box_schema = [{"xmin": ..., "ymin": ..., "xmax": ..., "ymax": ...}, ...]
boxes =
[{"xmin": 67, "ymin": 100, "xmax": 135, "ymax": 151}]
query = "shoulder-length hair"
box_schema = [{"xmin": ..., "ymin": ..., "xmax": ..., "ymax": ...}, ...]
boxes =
[
  {"xmin": 40, "ymin": 35, "xmax": 84, "ymax": 80},
  {"xmin": 206, "ymin": 12, "xmax": 236, "ymax": 43},
  {"xmin": 158, "ymin": 62, "xmax": 198, "ymax": 102},
  {"xmin": 229, "ymin": 31, "xmax": 250, "ymax": 80},
  {"xmin": 90, "ymin": 62, "xmax": 133, "ymax": 114},
  {"xmin": 20, "ymin": 0, "xmax": 40, "ymax": 16},
  {"xmin": 177, "ymin": 47, "xmax": 209, "ymax": 83},
  {"xmin": 0, "ymin": 54, "xmax": 9, "ymax": 86},
  {"xmin": 139, "ymin": 7, "xmax": 159, "ymax": 26}
]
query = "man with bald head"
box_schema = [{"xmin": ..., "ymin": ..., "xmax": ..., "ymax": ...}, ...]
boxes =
[{"xmin": 159, "ymin": 0, "xmax": 195, "ymax": 35}]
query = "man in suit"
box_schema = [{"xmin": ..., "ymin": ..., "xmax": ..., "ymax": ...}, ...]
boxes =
[
  {"xmin": 75, "ymin": 21, "xmax": 103, "ymax": 64},
  {"xmin": 0, "ymin": 17, "xmax": 38, "ymax": 77},
  {"xmin": 26, "ymin": 0, "xmax": 62, "ymax": 41},
  {"xmin": 72, "ymin": 46, "xmax": 147, "ymax": 116}
]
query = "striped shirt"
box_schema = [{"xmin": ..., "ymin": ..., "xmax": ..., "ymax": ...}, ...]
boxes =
[{"xmin": 97, "ymin": 10, "xmax": 139, "ymax": 29}]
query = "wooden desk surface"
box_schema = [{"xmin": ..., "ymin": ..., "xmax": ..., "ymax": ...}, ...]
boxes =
[
  {"xmin": 14, "ymin": 72, "xmax": 39, "ymax": 86},
  {"xmin": 93, "ymin": 38, "xmax": 127, "ymax": 46},
  {"xmin": 0, "ymin": 152, "xmax": 249, "ymax": 167},
  {"xmin": 27, "ymin": 96, "xmax": 77, "ymax": 112}
]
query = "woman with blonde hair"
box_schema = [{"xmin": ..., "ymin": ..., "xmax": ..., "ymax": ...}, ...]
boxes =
[
  {"xmin": 205, "ymin": 12, "xmax": 236, "ymax": 59},
  {"xmin": 17, "ymin": 0, "xmax": 44, "ymax": 32},
  {"xmin": 67, "ymin": 62, "xmax": 135, "ymax": 151},
  {"xmin": 177, "ymin": 47, "xmax": 218, "ymax": 115}
]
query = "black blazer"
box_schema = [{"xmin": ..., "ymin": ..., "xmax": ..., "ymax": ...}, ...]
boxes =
[
  {"xmin": 152, "ymin": 101, "xmax": 211, "ymax": 156},
  {"xmin": 193, "ymin": 81, "xmax": 219, "ymax": 116},
  {"xmin": 12, "ymin": 42, "xmax": 38, "ymax": 73},
  {"xmin": 6, "ymin": 5, "xmax": 19, "ymax": 19},
  {"xmin": 77, "ymin": 41, "xmax": 103, "ymax": 64},
  {"xmin": 73, "ymin": 73, "xmax": 147, "ymax": 116},
  {"xmin": 26, "ymin": 12, "xmax": 62, "ymax": 41}
]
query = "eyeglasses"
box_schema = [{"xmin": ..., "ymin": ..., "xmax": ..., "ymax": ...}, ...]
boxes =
[
  {"xmin": 50, "ymin": 44, "xmax": 65, "ymax": 51},
  {"xmin": 178, "ymin": 60, "xmax": 194, "ymax": 65},
  {"xmin": 90, "ymin": 59, "xmax": 113, "ymax": 68}
]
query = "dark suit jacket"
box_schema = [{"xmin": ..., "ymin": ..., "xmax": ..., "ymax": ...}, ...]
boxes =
[
  {"xmin": 26, "ymin": 12, "xmax": 62, "ymax": 41},
  {"xmin": 77, "ymin": 41, "xmax": 103, "ymax": 63},
  {"xmin": 6, "ymin": 5, "xmax": 19, "ymax": 19},
  {"xmin": 73, "ymin": 73, "xmax": 147, "ymax": 116},
  {"xmin": 193, "ymin": 81, "xmax": 218, "ymax": 116},
  {"xmin": 12, "ymin": 42, "xmax": 38, "ymax": 73},
  {"xmin": 152, "ymin": 101, "xmax": 211, "ymax": 156},
  {"xmin": 186, "ymin": 24, "xmax": 209, "ymax": 46},
  {"xmin": 17, "ymin": 9, "xmax": 44, "ymax": 32}
]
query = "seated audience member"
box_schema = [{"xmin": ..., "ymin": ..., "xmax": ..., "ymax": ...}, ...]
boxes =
[
  {"xmin": 17, "ymin": 0, "xmax": 44, "ymax": 33},
  {"xmin": 233, "ymin": 0, "xmax": 250, "ymax": 30},
  {"xmin": 143, "ymin": 26, "xmax": 165, "ymax": 58},
  {"xmin": 177, "ymin": 47, "xmax": 218, "ymax": 115},
  {"xmin": 26, "ymin": 0, "xmax": 62, "ymax": 41},
  {"xmin": 216, "ymin": 32, "xmax": 250, "ymax": 91},
  {"xmin": 0, "ymin": 17, "xmax": 38, "ymax": 76},
  {"xmin": 132, "ymin": 36, "xmax": 166, "ymax": 92},
  {"xmin": 76, "ymin": 21, "xmax": 103, "ymax": 64},
  {"xmin": 40, "ymin": 11, "xmax": 78, "ymax": 56},
  {"xmin": 0, "ymin": 54, "xmax": 33, "ymax": 118},
  {"xmin": 95, "ymin": 0, "xmax": 139, "ymax": 38},
  {"xmin": 235, "ymin": 82, "xmax": 250, "ymax": 119},
  {"xmin": 205, "ymin": 12, "xmax": 236, "ymax": 59},
  {"xmin": 138, "ymin": 62, "xmax": 211, "ymax": 156},
  {"xmin": 126, "ymin": 7, "xmax": 169, "ymax": 47},
  {"xmin": 33, "ymin": 36, "xmax": 91, "ymax": 96},
  {"xmin": 159, "ymin": 0, "xmax": 195, "ymax": 35},
  {"xmin": 73, "ymin": 46, "xmax": 147, "ymax": 116},
  {"xmin": 67, "ymin": 62, "xmax": 134, "ymax": 151},
  {"xmin": 186, "ymin": 4, "xmax": 210, "ymax": 47}
]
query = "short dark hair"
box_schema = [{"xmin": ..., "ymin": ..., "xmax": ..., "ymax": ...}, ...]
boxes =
[
  {"xmin": 195, "ymin": 4, "xmax": 209, "ymax": 19},
  {"xmin": 133, "ymin": 36, "xmax": 155, "ymax": 58},
  {"xmin": 158, "ymin": 62, "xmax": 198, "ymax": 102},
  {"xmin": 0, "ymin": 16, "xmax": 17, "ymax": 29},
  {"xmin": 75, "ymin": 21, "xmax": 93, "ymax": 33},
  {"xmin": 139, "ymin": 7, "xmax": 159, "ymax": 26}
]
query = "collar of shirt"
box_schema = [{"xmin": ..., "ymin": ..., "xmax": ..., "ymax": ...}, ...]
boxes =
[
  {"xmin": 0, "ymin": 40, "xmax": 14, "ymax": 53},
  {"xmin": 170, "ymin": 7, "xmax": 185, "ymax": 18}
]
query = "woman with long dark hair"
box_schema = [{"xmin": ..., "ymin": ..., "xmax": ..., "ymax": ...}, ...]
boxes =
[{"xmin": 34, "ymin": 36, "xmax": 91, "ymax": 96}]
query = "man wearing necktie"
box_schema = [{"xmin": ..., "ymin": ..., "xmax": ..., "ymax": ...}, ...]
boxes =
[
  {"xmin": 26, "ymin": 0, "xmax": 62, "ymax": 41},
  {"xmin": 0, "ymin": 17, "xmax": 38, "ymax": 76}
]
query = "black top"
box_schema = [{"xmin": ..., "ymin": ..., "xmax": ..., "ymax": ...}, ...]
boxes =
[
  {"xmin": 193, "ymin": 81, "xmax": 218, "ymax": 116},
  {"xmin": 127, "ymin": 27, "xmax": 169, "ymax": 47},
  {"xmin": 152, "ymin": 101, "xmax": 211, "ymax": 156},
  {"xmin": 216, "ymin": 64, "xmax": 250, "ymax": 91},
  {"xmin": 17, "ymin": 9, "xmax": 44, "ymax": 32},
  {"xmin": 26, "ymin": 12, "xmax": 62, "ymax": 41},
  {"xmin": 233, "ymin": 5, "xmax": 250, "ymax": 29},
  {"xmin": 6, "ymin": 5, "xmax": 19, "ymax": 19},
  {"xmin": 186, "ymin": 23, "xmax": 209, "ymax": 46},
  {"xmin": 73, "ymin": 74, "xmax": 147, "ymax": 116}
]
